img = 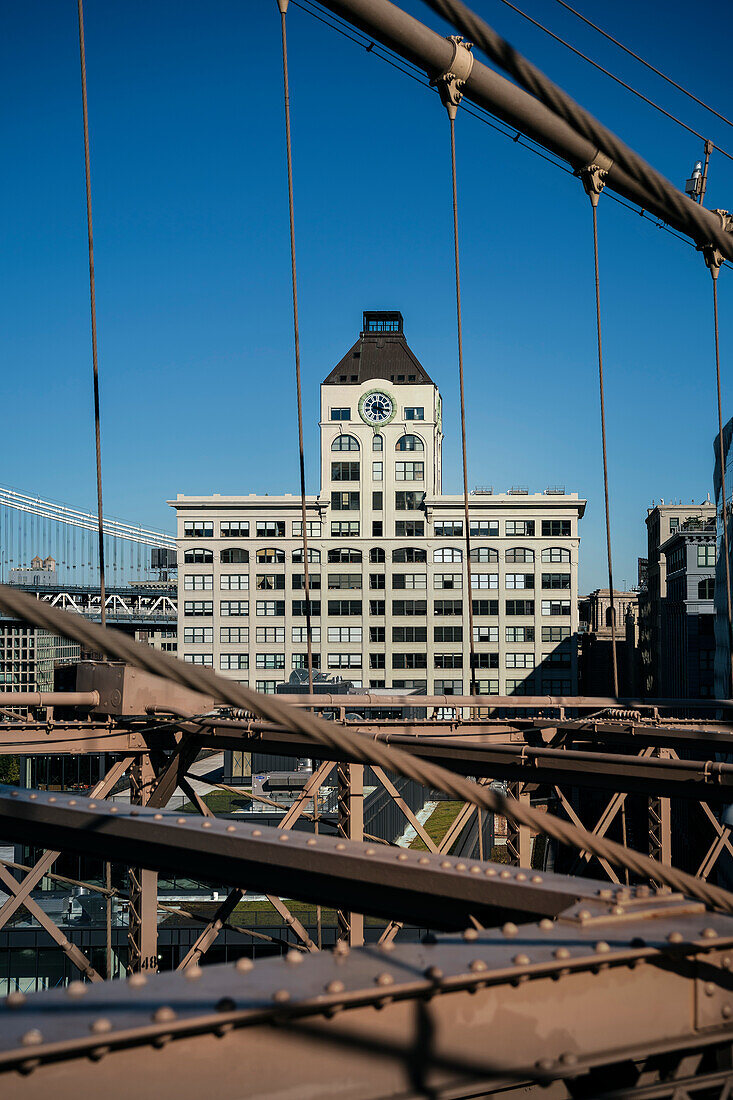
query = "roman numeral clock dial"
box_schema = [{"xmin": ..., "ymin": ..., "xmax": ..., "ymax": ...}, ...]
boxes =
[{"xmin": 359, "ymin": 389, "xmax": 396, "ymax": 426}]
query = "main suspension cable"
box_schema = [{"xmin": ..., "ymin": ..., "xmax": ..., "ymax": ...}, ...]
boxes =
[
  {"xmin": 278, "ymin": 0, "xmax": 313, "ymax": 694},
  {"xmin": 77, "ymin": 0, "xmax": 106, "ymax": 626}
]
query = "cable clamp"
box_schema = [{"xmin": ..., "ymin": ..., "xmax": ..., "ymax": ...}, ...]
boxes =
[
  {"xmin": 699, "ymin": 209, "xmax": 733, "ymax": 277},
  {"xmin": 431, "ymin": 36, "xmax": 474, "ymax": 120},
  {"xmin": 578, "ymin": 151, "xmax": 614, "ymax": 207}
]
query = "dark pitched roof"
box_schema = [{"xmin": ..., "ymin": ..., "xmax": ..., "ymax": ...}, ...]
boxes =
[{"xmin": 323, "ymin": 312, "xmax": 434, "ymax": 386}]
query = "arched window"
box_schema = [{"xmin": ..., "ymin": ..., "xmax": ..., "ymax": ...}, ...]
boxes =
[
  {"xmin": 396, "ymin": 434, "xmax": 424, "ymax": 452},
  {"xmin": 372, "ymin": 434, "xmax": 383, "ymax": 452},
  {"xmin": 434, "ymin": 547, "xmax": 462, "ymax": 563},
  {"xmin": 328, "ymin": 548, "xmax": 362, "ymax": 564},
  {"xmin": 331, "ymin": 434, "xmax": 359, "ymax": 452},
  {"xmin": 392, "ymin": 547, "xmax": 427, "ymax": 563},
  {"xmin": 184, "ymin": 548, "xmax": 213, "ymax": 564},
  {"xmin": 220, "ymin": 548, "xmax": 248, "ymax": 564},
  {"xmin": 699, "ymin": 578, "xmax": 715, "ymax": 599},
  {"xmin": 370, "ymin": 547, "xmax": 386, "ymax": 563},
  {"xmin": 470, "ymin": 547, "xmax": 498, "ymax": 563},
  {"xmin": 605, "ymin": 606, "xmax": 616, "ymax": 627},
  {"xmin": 542, "ymin": 547, "xmax": 571, "ymax": 563},
  {"xmin": 256, "ymin": 548, "xmax": 285, "ymax": 564},
  {"xmin": 506, "ymin": 547, "xmax": 534, "ymax": 563},
  {"xmin": 292, "ymin": 547, "xmax": 320, "ymax": 563}
]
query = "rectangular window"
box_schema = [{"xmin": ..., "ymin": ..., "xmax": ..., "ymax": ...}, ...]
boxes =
[
  {"xmin": 393, "ymin": 573, "xmax": 427, "ymax": 589},
  {"xmin": 404, "ymin": 407, "xmax": 424, "ymax": 420},
  {"xmin": 543, "ymin": 650, "xmax": 571, "ymax": 667},
  {"xmin": 256, "ymin": 575, "xmax": 285, "ymax": 590},
  {"xmin": 434, "ymin": 573, "xmax": 462, "ymax": 590},
  {"xmin": 542, "ymin": 625, "xmax": 571, "ymax": 642},
  {"xmin": 476, "ymin": 679, "xmax": 499, "ymax": 695},
  {"xmin": 506, "ymin": 600, "xmax": 534, "ymax": 615},
  {"xmin": 327, "ymin": 600, "xmax": 362, "ymax": 616},
  {"xmin": 328, "ymin": 653, "xmax": 362, "ymax": 669},
  {"xmin": 292, "ymin": 600, "xmax": 321, "ymax": 616},
  {"xmin": 434, "ymin": 653, "xmax": 462, "ymax": 669},
  {"xmin": 394, "ymin": 653, "xmax": 428, "ymax": 669},
  {"xmin": 220, "ymin": 600, "xmax": 249, "ymax": 616},
  {"xmin": 393, "ymin": 626, "xmax": 428, "ymax": 642},
  {"xmin": 472, "ymin": 599, "xmax": 499, "ymax": 616},
  {"xmin": 255, "ymin": 681, "xmax": 278, "ymax": 694},
  {"xmin": 473, "ymin": 625, "xmax": 498, "ymax": 642},
  {"xmin": 331, "ymin": 462, "xmax": 360, "ymax": 481},
  {"xmin": 507, "ymin": 652, "xmax": 535, "ymax": 669},
  {"xmin": 369, "ymin": 573, "xmax": 385, "ymax": 589},
  {"xmin": 470, "ymin": 520, "xmax": 499, "ymax": 537},
  {"xmin": 220, "ymin": 574, "xmax": 248, "ymax": 590},
  {"xmin": 506, "ymin": 678, "xmax": 533, "ymax": 695},
  {"xmin": 505, "ymin": 573, "xmax": 534, "ymax": 589},
  {"xmin": 330, "ymin": 408, "xmax": 351, "ymax": 421},
  {"xmin": 292, "ymin": 574, "xmax": 321, "ymax": 590},
  {"xmin": 328, "ymin": 573, "xmax": 362, "ymax": 590},
  {"xmin": 370, "ymin": 626, "xmax": 385, "ymax": 642},
  {"xmin": 255, "ymin": 600, "xmax": 285, "ymax": 616},
  {"xmin": 392, "ymin": 679, "xmax": 428, "ymax": 690},
  {"xmin": 472, "ymin": 652, "xmax": 498, "ymax": 669},
  {"xmin": 183, "ymin": 653, "xmax": 213, "ymax": 666},
  {"xmin": 256, "ymin": 653, "xmax": 285, "ymax": 669},
  {"xmin": 395, "ymin": 462, "xmax": 424, "ymax": 481},
  {"xmin": 256, "ymin": 521, "xmax": 286, "ymax": 537},
  {"xmin": 541, "ymin": 678, "xmax": 572, "ymax": 694},
  {"xmin": 505, "ymin": 520, "xmax": 535, "ymax": 536},
  {"xmin": 221, "ymin": 626, "xmax": 249, "ymax": 643},
  {"xmin": 184, "ymin": 574, "xmax": 213, "ymax": 591},
  {"xmin": 698, "ymin": 545, "xmax": 716, "ymax": 566},
  {"xmin": 395, "ymin": 520, "xmax": 424, "ymax": 537},
  {"xmin": 328, "ymin": 627, "xmax": 363, "ymax": 643},
  {"xmin": 221, "ymin": 521, "xmax": 249, "ymax": 538},
  {"xmin": 434, "ymin": 520, "xmax": 463, "ymax": 537},
  {"xmin": 184, "ymin": 521, "xmax": 213, "ymax": 538},
  {"xmin": 434, "ymin": 679, "xmax": 462, "ymax": 695},
  {"xmin": 433, "ymin": 599, "xmax": 462, "ymax": 616},
  {"xmin": 395, "ymin": 491, "xmax": 423, "ymax": 510},
  {"xmin": 291, "ymin": 653, "xmax": 321, "ymax": 670},
  {"xmin": 331, "ymin": 491, "xmax": 360, "ymax": 511},
  {"xmin": 331, "ymin": 521, "xmax": 360, "ymax": 537},
  {"xmin": 541, "ymin": 520, "xmax": 571, "ymax": 537},
  {"xmin": 471, "ymin": 573, "xmax": 498, "ymax": 589},
  {"xmin": 372, "ymin": 491, "xmax": 383, "ymax": 510},
  {"xmin": 542, "ymin": 573, "xmax": 571, "ymax": 589},
  {"xmin": 183, "ymin": 600, "xmax": 213, "ymax": 617},
  {"xmin": 183, "ymin": 627, "xmax": 213, "ymax": 644},
  {"xmin": 291, "ymin": 626, "xmax": 321, "ymax": 643},
  {"xmin": 369, "ymin": 653, "xmax": 386, "ymax": 669},
  {"xmin": 436, "ymin": 625, "xmax": 463, "ymax": 642},
  {"xmin": 292, "ymin": 520, "xmax": 322, "ymax": 538},
  {"xmin": 392, "ymin": 599, "xmax": 428, "ymax": 616},
  {"xmin": 369, "ymin": 600, "xmax": 386, "ymax": 616},
  {"xmin": 220, "ymin": 654, "xmax": 249, "ymax": 671},
  {"xmin": 542, "ymin": 600, "xmax": 571, "ymax": 616},
  {"xmin": 256, "ymin": 626, "xmax": 284, "ymax": 643},
  {"xmin": 372, "ymin": 461, "xmax": 383, "ymax": 482},
  {"xmin": 506, "ymin": 626, "xmax": 534, "ymax": 642}
]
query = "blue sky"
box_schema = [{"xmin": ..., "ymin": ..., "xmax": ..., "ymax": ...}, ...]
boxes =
[{"xmin": 1, "ymin": 0, "xmax": 731, "ymax": 591}]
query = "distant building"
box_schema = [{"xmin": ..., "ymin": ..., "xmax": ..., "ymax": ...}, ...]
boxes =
[
  {"xmin": 8, "ymin": 555, "xmax": 57, "ymax": 586},
  {"xmin": 0, "ymin": 625, "xmax": 80, "ymax": 693},
  {"xmin": 659, "ymin": 522, "xmax": 716, "ymax": 698},
  {"xmin": 578, "ymin": 589, "xmax": 639, "ymax": 696},
  {"xmin": 639, "ymin": 501, "xmax": 715, "ymax": 697}
]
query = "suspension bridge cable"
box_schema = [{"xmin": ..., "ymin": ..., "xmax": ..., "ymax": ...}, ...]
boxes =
[
  {"xmin": 492, "ymin": 0, "xmax": 732, "ymax": 162},
  {"xmin": 278, "ymin": 1, "xmax": 314, "ymax": 695},
  {"xmin": 711, "ymin": 267, "xmax": 733, "ymax": 693},
  {"xmin": 551, "ymin": 0, "xmax": 733, "ymax": 133},
  {"xmin": 77, "ymin": 0, "xmax": 107, "ymax": 627}
]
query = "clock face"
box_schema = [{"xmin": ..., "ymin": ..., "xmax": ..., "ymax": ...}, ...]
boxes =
[{"xmin": 359, "ymin": 390, "xmax": 395, "ymax": 425}]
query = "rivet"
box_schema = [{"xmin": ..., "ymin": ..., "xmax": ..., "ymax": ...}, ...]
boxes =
[
  {"xmin": 705, "ymin": 983, "xmax": 716, "ymax": 997},
  {"xmin": 612, "ymin": 906, "xmax": 624, "ymax": 916},
  {"xmin": 723, "ymin": 956, "xmax": 732, "ymax": 970},
  {"xmin": 418, "ymin": 857, "xmax": 430, "ymax": 865},
  {"xmin": 22, "ymin": 1030, "xmax": 43, "ymax": 1047},
  {"xmin": 500, "ymin": 870, "xmax": 511, "ymax": 879},
  {"xmin": 326, "ymin": 980, "xmax": 344, "ymax": 994},
  {"xmin": 252, "ymin": 829, "xmax": 262, "ymax": 838},
  {"xmin": 469, "ymin": 959, "xmax": 487, "ymax": 972},
  {"xmin": 723, "ymin": 1004, "xmax": 732, "ymax": 1019},
  {"xmin": 154, "ymin": 1007, "xmax": 177, "ymax": 1023},
  {"xmin": 595, "ymin": 941, "xmax": 611, "ymax": 954},
  {"xmin": 554, "ymin": 947, "xmax": 570, "ymax": 960},
  {"xmin": 48, "ymin": 796, "xmax": 56, "ymax": 804},
  {"xmin": 109, "ymin": 806, "xmax": 118, "ymax": 814},
  {"xmin": 598, "ymin": 888, "xmax": 613, "ymax": 899},
  {"xmin": 278, "ymin": 834, "xmax": 289, "ymax": 842},
  {"xmin": 68, "ymin": 799, "xmax": 77, "ymax": 806},
  {"xmin": 10, "ymin": 791, "xmax": 19, "ymax": 798},
  {"xmin": 128, "ymin": 973, "xmax": 147, "ymax": 987},
  {"xmin": 202, "ymin": 821, "xmax": 212, "ymax": 829},
  {"xmin": 531, "ymin": 875, "xmax": 542, "ymax": 883},
  {"xmin": 397, "ymin": 853, "xmax": 408, "ymax": 861},
  {"xmin": 84, "ymin": 799, "xmax": 93, "ymax": 807},
  {"xmin": 559, "ymin": 1051, "xmax": 578, "ymax": 1066},
  {"xmin": 462, "ymin": 927, "xmax": 479, "ymax": 942},
  {"xmin": 91, "ymin": 1018, "xmax": 112, "ymax": 1034},
  {"xmin": 502, "ymin": 922, "xmax": 518, "ymax": 937},
  {"xmin": 702, "ymin": 928, "xmax": 718, "ymax": 939},
  {"xmin": 539, "ymin": 919, "xmax": 553, "ymax": 931},
  {"xmin": 376, "ymin": 973, "xmax": 394, "ymax": 986},
  {"xmin": 365, "ymin": 848, "xmax": 376, "ymax": 855},
  {"xmin": 513, "ymin": 953, "xmax": 530, "ymax": 966},
  {"xmin": 485, "ymin": 868, "xmax": 497, "ymax": 877},
  {"xmin": 154, "ymin": 813, "xmax": 163, "ymax": 820},
  {"xmin": 456, "ymin": 863, "xmax": 467, "ymax": 872},
  {"xmin": 226, "ymin": 824, "xmax": 235, "ymax": 832},
  {"xmin": 425, "ymin": 966, "xmax": 443, "ymax": 981},
  {"xmin": 272, "ymin": 989, "xmax": 290, "ymax": 1003},
  {"xmin": 335, "ymin": 842, "xmax": 346, "ymax": 851},
  {"xmin": 236, "ymin": 957, "xmax": 254, "ymax": 973},
  {"xmin": 440, "ymin": 860, "xmax": 451, "ymax": 869},
  {"xmin": 469, "ymin": 866, "xmax": 481, "ymax": 874},
  {"xmin": 306, "ymin": 838, "xmax": 317, "ymax": 846},
  {"xmin": 535, "ymin": 1058, "xmax": 554, "ymax": 1072},
  {"xmin": 66, "ymin": 981, "xmax": 86, "ymax": 998},
  {"xmin": 577, "ymin": 909, "xmax": 591, "ymax": 921},
  {"xmin": 5, "ymin": 991, "xmax": 26, "ymax": 1008},
  {"xmin": 285, "ymin": 950, "xmax": 303, "ymax": 966},
  {"xmin": 185, "ymin": 966, "xmax": 202, "ymax": 981}
]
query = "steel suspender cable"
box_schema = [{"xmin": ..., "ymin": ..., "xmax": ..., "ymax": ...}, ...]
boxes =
[
  {"xmin": 447, "ymin": 114, "xmax": 477, "ymax": 695},
  {"xmin": 711, "ymin": 269, "xmax": 733, "ymax": 694},
  {"xmin": 77, "ymin": 0, "xmax": 106, "ymax": 628},
  {"xmin": 278, "ymin": 0, "xmax": 313, "ymax": 695}
]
